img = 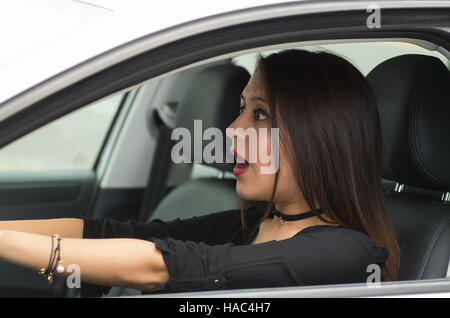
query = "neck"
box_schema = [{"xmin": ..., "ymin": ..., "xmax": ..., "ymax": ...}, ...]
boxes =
[
  {"xmin": 274, "ymin": 200, "xmax": 317, "ymax": 216},
  {"xmin": 272, "ymin": 198, "xmax": 340, "ymax": 228}
]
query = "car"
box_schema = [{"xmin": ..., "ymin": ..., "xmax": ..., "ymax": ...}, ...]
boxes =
[{"xmin": 0, "ymin": 0, "xmax": 449, "ymax": 298}]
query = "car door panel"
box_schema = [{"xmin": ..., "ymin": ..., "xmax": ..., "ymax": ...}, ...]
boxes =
[{"xmin": 0, "ymin": 170, "xmax": 96, "ymax": 297}]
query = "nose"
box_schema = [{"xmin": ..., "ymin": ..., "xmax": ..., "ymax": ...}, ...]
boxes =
[
  {"xmin": 226, "ymin": 114, "xmax": 239, "ymax": 137},
  {"xmin": 226, "ymin": 115, "xmax": 249, "ymax": 161},
  {"xmin": 226, "ymin": 119, "xmax": 238, "ymax": 158},
  {"xmin": 226, "ymin": 109, "xmax": 248, "ymax": 137},
  {"xmin": 226, "ymin": 112, "xmax": 247, "ymax": 141},
  {"xmin": 226, "ymin": 115, "xmax": 238, "ymax": 145}
]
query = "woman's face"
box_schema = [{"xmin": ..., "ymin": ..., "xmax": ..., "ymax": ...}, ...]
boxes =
[{"xmin": 227, "ymin": 69, "xmax": 301, "ymax": 204}]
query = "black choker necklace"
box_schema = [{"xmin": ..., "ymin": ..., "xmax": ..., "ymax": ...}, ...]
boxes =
[{"xmin": 269, "ymin": 208, "xmax": 324, "ymax": 227}]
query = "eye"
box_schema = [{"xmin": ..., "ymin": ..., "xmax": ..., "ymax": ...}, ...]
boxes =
[{"xmin": 253, "ymin": 107, "xmax": 270, "ymax": 121}]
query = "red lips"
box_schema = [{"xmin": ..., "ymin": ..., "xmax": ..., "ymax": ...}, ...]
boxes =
[{"xmin": 232, "ymin": 150, "xmax": 249, "ymax": 177}]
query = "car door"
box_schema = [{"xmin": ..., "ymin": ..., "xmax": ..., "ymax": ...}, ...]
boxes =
[
  {"xmin": 1, "ymin": 0, "xmax": 450, "ymax": 298},
  {"xmin": 0, "ymin": 92, "xmax": 127, "ymax": 297}
]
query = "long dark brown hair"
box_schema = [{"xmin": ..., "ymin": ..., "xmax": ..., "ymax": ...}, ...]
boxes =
[{"xmin": 240, "ymin": 49, "xmax": 401, "ymax": 281}]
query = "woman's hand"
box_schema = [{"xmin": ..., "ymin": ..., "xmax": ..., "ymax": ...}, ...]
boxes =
[{"xmin": 0, "ymin": 229, "xmax": 169, "ymax": 292}]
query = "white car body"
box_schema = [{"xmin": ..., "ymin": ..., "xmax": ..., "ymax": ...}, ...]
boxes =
[
  {"xmin": 0, "ymin": 0, "xmax": 288, "ymax": 106},
  {"xmin": 0, "ymin": 0, "xmax": 449, "ymax": 298},
  {"xmin": 2, "ymin": 0, "xmax": 450, "ymax": 118}
]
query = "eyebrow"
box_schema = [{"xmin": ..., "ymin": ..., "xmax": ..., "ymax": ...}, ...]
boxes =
[{"xmin": 240, "ymin": 94, "xmax": 268, "ymax": 104}]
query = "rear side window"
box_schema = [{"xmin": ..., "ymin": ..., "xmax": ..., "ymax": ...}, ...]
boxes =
[{"xmin": 232, "ymin": 41, "xmax": 450, "ymax": 75}]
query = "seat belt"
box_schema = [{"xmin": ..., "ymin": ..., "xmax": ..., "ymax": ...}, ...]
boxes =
[{"xmin": 138, "ymin": 102, "xmax": 178, "ymax": 222}]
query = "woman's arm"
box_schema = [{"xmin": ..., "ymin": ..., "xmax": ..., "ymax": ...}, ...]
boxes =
[
  {"xmin": 0, "ymin": 229, "xmax": 169, "ymax": 292},
  {"xmin": 0, "ymin": 218, "xmax": 84, "ymax": 238}
]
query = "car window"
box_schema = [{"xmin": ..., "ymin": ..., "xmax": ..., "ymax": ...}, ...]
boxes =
[{"xmin": 0, "ymin": 93, "xmax": 123, "ymax": 172}]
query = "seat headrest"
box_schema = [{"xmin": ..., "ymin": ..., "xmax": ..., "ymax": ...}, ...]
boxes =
[
  {"xmin": 367, "ymin": 54, "xmax": 450, "ymax": 192},
  {"xmin": 174, "ymin": 63, "xmax": 250, "ymax": 172}
]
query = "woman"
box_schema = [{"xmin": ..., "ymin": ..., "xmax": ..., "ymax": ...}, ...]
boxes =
[{"xmin": 0, "ymin": 49, "xmax": 400, "ymax": 296}]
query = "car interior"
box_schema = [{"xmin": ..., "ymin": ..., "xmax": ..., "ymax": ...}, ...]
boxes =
[
  {"xmin": 99, "ymin": 40, "xmax": 450, "ymax": 297},
  {"xmin": 0, "ymin": 39, "xmax": 449, "ymax": 298}
]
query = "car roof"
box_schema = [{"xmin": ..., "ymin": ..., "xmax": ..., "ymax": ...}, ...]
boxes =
[{"xmin": 0, "ymin": 0, "xmax": 292, "ymax": 105}]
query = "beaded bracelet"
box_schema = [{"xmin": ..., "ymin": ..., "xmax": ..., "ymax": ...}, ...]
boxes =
[{"xmin": 38, "ymin": 234, "xmax": 64, "ymax": 284}]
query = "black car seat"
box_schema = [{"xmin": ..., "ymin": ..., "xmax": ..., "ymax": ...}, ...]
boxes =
[
  {"xmin": 367, "ymin": 54, "xmax": 450, "ymax": 280},
  {"xmin": 147, "ymin": 62, "xmax": 251, "ymax": 222},
  {"xmin": 106, "ymin": 62, "xmax": 250, "ymax": 297}
]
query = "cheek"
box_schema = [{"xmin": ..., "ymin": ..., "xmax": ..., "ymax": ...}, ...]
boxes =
[
  {"xmin": 274, "ymin": 151, "xmax": 302, "ymax": 201},
  {"xmin": 235, "ymin": 133, "xmax": 278, "ymax": 201},
  {"xmin": 235, "ymin": 128, "xmax": 288, "ymax": 201}
]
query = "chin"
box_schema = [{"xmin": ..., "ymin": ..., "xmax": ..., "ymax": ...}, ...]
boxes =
[
  {"xmin": 235, "ymin": 179, "xmax": 254, "ymax": 200},
  {"xmin": 235, "ymin": 178, "xmax": 271, "ymax": 202}
]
